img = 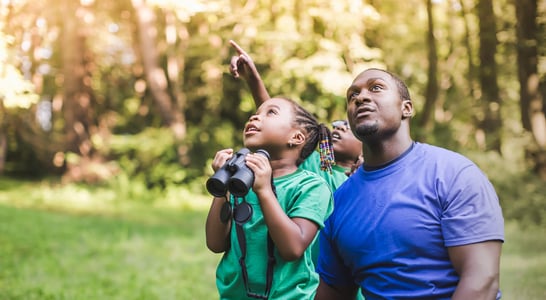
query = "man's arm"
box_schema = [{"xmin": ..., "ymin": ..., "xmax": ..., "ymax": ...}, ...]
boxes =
[
  {"xmin": 448, "ymin": 240, "xmax": 502, "ymax": 300},
  {"xmin": 228, "ymin": 40, "xmax": 270, "ymax": 106}
]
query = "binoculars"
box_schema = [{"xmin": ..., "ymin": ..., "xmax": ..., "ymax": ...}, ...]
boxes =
[{"xmin": 206, "ymin": 148, "xmax": 270, "ymax": 197}]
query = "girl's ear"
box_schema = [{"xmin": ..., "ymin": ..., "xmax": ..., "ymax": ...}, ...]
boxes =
[
  {"xmin": 402, "ymin": 99, "xmax": 413, "ymax": 119},
  {"xmin": 288, "ymin": 130, "xmax": 306, "ymax": 147}
]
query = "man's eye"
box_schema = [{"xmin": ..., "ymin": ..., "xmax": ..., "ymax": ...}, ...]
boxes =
[
  {"xmin": 348, "ymin": 92, "xmax": 359, "ymax": 99},
  {"xmin": 370, "ymin": 85, "xmax": 383, "ymax": 91}
]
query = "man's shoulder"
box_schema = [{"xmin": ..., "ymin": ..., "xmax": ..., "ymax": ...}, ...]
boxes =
[
  {"xmin": 414, "ymin": 143, "xmax": 487, "ymax": 182},
  {"xmin": 415, "ymin": 142, "xmax": 473, "ymax": 164}
]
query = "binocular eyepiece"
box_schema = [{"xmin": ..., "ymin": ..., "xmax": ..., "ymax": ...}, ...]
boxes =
[{"xmin": 206, "ymin": 148, "xmax": 270, "ymax": 197}]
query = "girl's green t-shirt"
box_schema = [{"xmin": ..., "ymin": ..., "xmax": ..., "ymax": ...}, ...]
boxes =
[{"xmin": 215, "ymin": 169, "xmax": 333, "ymax": 300}]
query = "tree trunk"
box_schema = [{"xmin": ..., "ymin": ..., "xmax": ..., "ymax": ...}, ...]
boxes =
[
  {"xmin": 164, "ymin": 11, "xmax": 190, "ymax": 164},
  {"xmin": 477, "ymin": 0, "xmax": 502, "ymax": 153},
  {"xmin": 515, "ymin": 0, "xmax": 543, "ymax": 137},
  {"xmin": 132, "ymin": 0, "xmax": 186, "ymax": 141},
  {"xmin": 62, "ymin": 1, "xmax": 94, "ymax": 156},
  {"xmin": 515, "ymin": 0, "xmax": 546, "ymax": 179},
  {"xmin": 458, "ymin": 0, "xmax": 477, "ymax": 97},
  {"xmin": 0, "ymin": 102, "xmax": 5, "ymax": 174},
  {"xmin": 418, "ymin": 0, "xmax": 439, "ymax": 140},
  {"xmin": 61, "ymin": 1, "xmax": 115, "ymax": 183},
  {"xmin": 0, "ymin": 2, "xmax": 12, "ymax": 174}
]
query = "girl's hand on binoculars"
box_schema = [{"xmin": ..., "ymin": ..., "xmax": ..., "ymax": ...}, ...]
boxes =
[
  {"xmin": 211, "ymin": 149, "xmax": 234, "ymax": 172},
  {"xmin": 245, "ymin": 153, "xmax": 272, "ymax": 193}
]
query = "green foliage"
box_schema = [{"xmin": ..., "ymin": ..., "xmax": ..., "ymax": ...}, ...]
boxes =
[
  {"xmin": 464, "ymin": 150, "xmax": 546, "ymax": 227},
  {"xmin": 0, "ymin": 0, "xmax": 544, "ymax": 225},
  {"xmin": 3, "ymin": 123, "xmax": 52, "ymax": 177},
  {"xmin": 0, "ymin": 31, "xmax": 39, "ymax": 109},
  {"xmin": 106, "ymin": 128, "xmax": 190, "ymax": 191}
]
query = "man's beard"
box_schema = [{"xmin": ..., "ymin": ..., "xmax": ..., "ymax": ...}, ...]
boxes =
[{"xmin": 354, "ymin": 123, "xmax": 379, "ymax": 139}]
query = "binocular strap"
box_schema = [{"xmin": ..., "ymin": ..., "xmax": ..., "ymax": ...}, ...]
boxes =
[{"xmin": 234, "ymin": 197, "xmax": 276, "ymax": 299}]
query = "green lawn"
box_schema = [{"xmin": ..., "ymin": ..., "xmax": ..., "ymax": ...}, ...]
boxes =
[
  {"xmin": 0, "ymin": 204, "xmax": 220, "ymax": 300},
  {"xmin": 0, "ymin": 179, "xmax": 545, "ymax": 299},
  {"xmin": 500, "ymin": 222, "xmax": 546, "ymax": 300}
]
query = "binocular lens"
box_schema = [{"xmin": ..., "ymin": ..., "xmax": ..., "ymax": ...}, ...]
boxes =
[
  {"xmin": 228, "ymin": 167, "xmax": 254, "ymax": 197},
  {"xmin": 206, "ymin": 177, "xmax": 228, "ymax": 197},
  {"xmin": 228, "ymin": 178, "xmax": 249, "ymax": 197}
]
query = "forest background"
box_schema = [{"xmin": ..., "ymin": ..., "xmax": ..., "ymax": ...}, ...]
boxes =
[
  {"xmin": 0, "ymin": 0, "xmax": 545, "ymax": 298},
  {"xmin": 2, "ymin": 0, "xmax": 544, "ymax": 224}
]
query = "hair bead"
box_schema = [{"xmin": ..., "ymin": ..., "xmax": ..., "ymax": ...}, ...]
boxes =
[{"xmin": 318, "ymin": 124, "xmax": 335, "ymax": 172}]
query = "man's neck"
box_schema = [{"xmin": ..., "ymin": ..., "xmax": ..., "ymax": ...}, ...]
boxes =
[{"xmin": 362, "ymin": 137, "xmax": 414, "ymax": 168}]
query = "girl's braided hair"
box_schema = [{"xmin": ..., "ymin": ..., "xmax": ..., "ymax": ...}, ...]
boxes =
[{"xmin": 283, "ymin": 97, "xmax": 335, "ymax": 172}]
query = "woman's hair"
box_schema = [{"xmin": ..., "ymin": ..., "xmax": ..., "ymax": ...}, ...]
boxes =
[{"xmin": 282, "ymin": 97, "xmax": 335, "ymax": 171}]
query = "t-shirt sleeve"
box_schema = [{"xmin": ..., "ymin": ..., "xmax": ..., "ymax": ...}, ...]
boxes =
[
  {"xmin": 287, "ymin": 174, "xmax": 333, "ymax": 229},
  {"xmin": 441, "ymin": 164, "xmax": 505, "ymax": 247},
  {"xmin": 316, "ymin": 216, "xmax": 356, "ymax": 286}
]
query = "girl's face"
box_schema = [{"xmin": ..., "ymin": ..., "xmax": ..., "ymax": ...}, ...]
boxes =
[
  {"xmin": 331, "ymin": 120, "xmax": 361, "ymax": 161},
  {"xmin": 243, "ymin": 98, "xmax": 297, "ymax": 152}
]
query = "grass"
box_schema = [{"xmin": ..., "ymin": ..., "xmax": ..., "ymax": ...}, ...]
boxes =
[
  {"xmin": 500, "ymin": 222, "xmax": 546, "ymax": 300},
  {"xmin": 0, "ymin": 204, "xmax": 220, "ymax": 300},
  {"xmin": 0, "ymin": 177, "xmax": 545, "ymax": 299},
  {"xmin": 0, "ymin": 177, "xmax": 220, "ymax": 300}
]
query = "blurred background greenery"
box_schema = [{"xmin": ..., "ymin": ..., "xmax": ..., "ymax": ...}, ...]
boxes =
[{"xmin": 0, "ymin": 0, "xmax": 545, "ymax": 299}]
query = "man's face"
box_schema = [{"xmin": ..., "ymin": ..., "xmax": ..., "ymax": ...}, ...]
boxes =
[
  {"xmin": 331, "ymin": 120, "xmax": 361, "ymax": 161},
  {"xmin": 345, "ymin": 69, "xmax": 409, "ymax": 141}
]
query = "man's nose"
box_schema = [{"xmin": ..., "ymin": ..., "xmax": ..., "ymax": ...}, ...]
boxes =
[{"xmin": 354, "ymin": 92, "xmax": 368, "ymax": 106}]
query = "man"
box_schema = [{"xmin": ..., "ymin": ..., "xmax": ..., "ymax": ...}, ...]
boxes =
[{"xmin": 315, "ymin": 68, "xmax": 505, "ymax": 300}]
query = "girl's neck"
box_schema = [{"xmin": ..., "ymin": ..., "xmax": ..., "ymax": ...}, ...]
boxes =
[
  {"xmin": 269, "ymin": 158, "xmax": 298, "ymax": 178},
  {"xmin": 335, "ymin": 158, "xmax": 355, "ymax": 169}
]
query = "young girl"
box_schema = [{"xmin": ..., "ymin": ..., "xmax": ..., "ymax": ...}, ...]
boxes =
[
  {"xmin": 227, "ymin": 40, "xmax": 362, "ymax": 190},
  {"xmin": 205, "ymin": 97, "xmax": 334, "ymax": 299}
]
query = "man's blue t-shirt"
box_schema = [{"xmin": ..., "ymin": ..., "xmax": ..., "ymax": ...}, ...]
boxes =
[{"xmin": 317, "ymin": 142, "xmax": 504, "ymax": 299}]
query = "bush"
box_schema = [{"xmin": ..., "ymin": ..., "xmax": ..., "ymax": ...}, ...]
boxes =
[{"xmin": 106, "ymin": 128, "xmax": 191, "ymax": 189}]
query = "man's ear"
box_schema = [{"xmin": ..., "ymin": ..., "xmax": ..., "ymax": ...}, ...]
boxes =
[
  {"xmin": 288, "ymin": 131, "xmax": 306, "ymax": 147},
  {"xmin": 402, "ymin": 99, "xmax": 413, "ymax": 119}
]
